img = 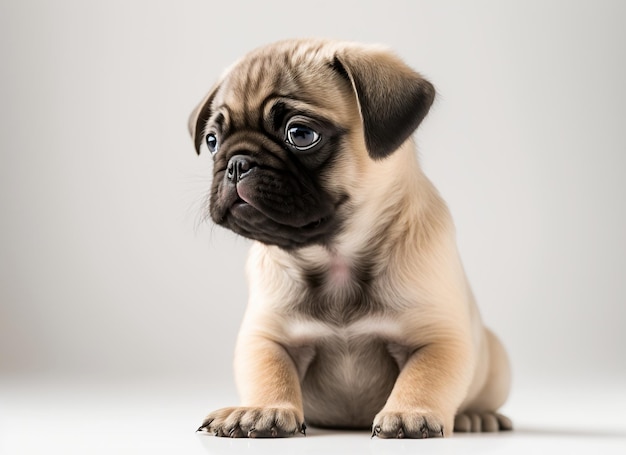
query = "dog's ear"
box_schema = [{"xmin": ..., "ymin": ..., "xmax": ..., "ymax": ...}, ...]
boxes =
[
  {"xmin": 188, "ymin": 83, "xmax": 220, "ymax": 155},
  {"xmin": 332, "ymin": 47, "xmax": 435, "ymax": 159}
]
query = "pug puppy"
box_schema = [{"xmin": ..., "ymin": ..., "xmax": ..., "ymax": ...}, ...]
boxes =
[{"xmin": 190, "ymin": 39, "xmax": 511, "ymax": 438}]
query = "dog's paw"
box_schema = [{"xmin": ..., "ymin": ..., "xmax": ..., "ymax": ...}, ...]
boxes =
[
  {"xmin": 372, "ymin": 411, "xmax": 445, "ymax": 439},
  {"xmin": 196, "ymin": 406, "xmax": 306, "ymax": 438},
  {"xmin": 454, "ymin": 412, "xmax": 512, "ymax": 432}
]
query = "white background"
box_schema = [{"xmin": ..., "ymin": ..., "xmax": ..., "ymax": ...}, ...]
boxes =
[{"xmin": 1, "ymin": 1, "xmax": 625, "ymax": 453}]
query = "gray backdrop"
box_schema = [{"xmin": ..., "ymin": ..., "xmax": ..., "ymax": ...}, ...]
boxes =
[{"xmin": 1, "ymin": 0, "xmax": 625, "ymax": 390}]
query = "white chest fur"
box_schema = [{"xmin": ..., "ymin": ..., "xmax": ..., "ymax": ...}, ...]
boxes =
[
  {"xmin": 284, "ymin": 316, "xmax": 411, "ymax": 380},
  {"xmin": 286, "ymin": 316, "xmax": 402, "ymax": 343}
]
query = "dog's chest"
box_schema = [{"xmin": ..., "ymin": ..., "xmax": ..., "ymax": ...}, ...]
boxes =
[
  {"xmin": 285, "ymin": 318, "xmax": 407, "ymax": 428},
  {"xmin": 283, "ymin": 252, "xmax": 411, "ymax": 427},
  {"xmin": 294, "ymin": 252, "xmax": 385, "ymax": 324},
  {"xmin": 326, "ymin": 254, "xmax": 353, "ymax": 288}
]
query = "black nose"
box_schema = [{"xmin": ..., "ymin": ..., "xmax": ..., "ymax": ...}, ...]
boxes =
[{"xmin": 226, "ymin": 155, "xmax": 254, "ymax": 182}]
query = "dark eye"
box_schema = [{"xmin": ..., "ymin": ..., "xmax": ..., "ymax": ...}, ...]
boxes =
[
  {"xmin": 286, "ymin": 124, "xmax": 320, "ymax": 151},
  {"xmin": 205, "ymin": 133, "xmax": 219, "ymax": 154}
]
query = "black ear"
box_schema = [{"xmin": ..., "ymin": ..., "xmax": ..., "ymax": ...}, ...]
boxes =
[
  {"xmin": 188, "ymin": 83, "xmax": 220, "ymax": 155},
  {"xmin": 332, "ymin": 47, "xmax": 435, "ymax": 159}
]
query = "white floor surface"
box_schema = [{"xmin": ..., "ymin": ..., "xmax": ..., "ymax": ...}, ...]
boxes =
[{"xmin": 1, "ymin": 376, "xmax": 625, "ymax": 455}]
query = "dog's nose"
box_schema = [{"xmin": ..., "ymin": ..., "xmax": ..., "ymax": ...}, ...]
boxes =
[{"xmin": 226, "ymin": 155, "xmax": 254, "ymax": 182}]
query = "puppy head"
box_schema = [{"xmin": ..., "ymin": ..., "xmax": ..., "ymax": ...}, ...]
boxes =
[{"xmin": 189, "ymin": 39, "xmax": 435, "ymax": 250}]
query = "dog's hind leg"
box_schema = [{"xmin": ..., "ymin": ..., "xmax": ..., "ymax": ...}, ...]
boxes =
[{"xmin": 455, "ymin": 328, "xmax": 512, "ymax": 432}]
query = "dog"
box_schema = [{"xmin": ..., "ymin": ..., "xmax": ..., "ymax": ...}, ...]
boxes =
[{"xmin": 189, "ymin": 39, "xmax": 511, "ymax": 438}]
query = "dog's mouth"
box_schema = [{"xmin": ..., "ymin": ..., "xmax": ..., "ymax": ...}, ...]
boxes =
[
  {"xmin": 228, "ymin": 195, "xmax": 333, "ymax": 232},
  {"xmin": 212, "ymin": 181, "xmax": 344, "ymax": 249},
  {"xmin": 303, "ymin": 216, "xmax": 327, "ymax": 229},
  {"xmin": 230, "ymin": 195, "xmax": 330, "ymax": 231}
]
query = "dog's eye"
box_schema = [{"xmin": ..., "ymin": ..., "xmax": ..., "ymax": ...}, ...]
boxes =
[
  {"xmin": 286, "ymin": 125, "xmax": 320, "ymax": 151},
  {"xmin": 205, "ymin": 133, "xmax": 219, "ymax": 155}
]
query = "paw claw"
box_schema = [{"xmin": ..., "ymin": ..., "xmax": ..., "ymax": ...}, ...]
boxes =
[
  {"xmin": 196, "ymin": 417, "xmax": 214, "ymax": 433},
  {"xmin": 198, "ymin": 407, "xmax": 302, "ymax": 438},
  {"xmin": 373, "ymin": 411, "xmax": 444, "ymax": 439},
  {"xmin": 228, "ymin": 425, "xmax": 244, "ymax": 438}
]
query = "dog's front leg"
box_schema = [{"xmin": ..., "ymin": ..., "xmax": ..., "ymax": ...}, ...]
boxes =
[
  {"xmin": 373, "ymin": 340, "xmax": 472, "ymax": 439},
  {"xmin": 198, "ymin": 333, "xmax": 306, "ymax": 438}
]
